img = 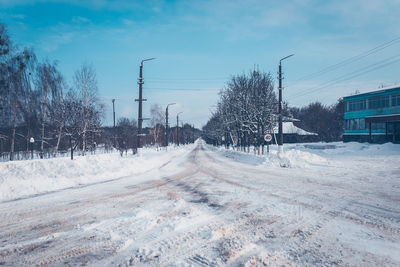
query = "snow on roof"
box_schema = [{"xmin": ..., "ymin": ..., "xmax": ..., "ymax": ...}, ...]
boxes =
[
  {"xmin": 273, "ymin": 122, "xmax": 317, "ymax": 136},
  {"xmin": 344, "ymin": 84, "xmax": 400, "ymax": 99}
]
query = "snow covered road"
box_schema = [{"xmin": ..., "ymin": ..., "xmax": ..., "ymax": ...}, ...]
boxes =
[{"xmin": 1, "ymin": 140, "xmax": 400, "ymax": 266}]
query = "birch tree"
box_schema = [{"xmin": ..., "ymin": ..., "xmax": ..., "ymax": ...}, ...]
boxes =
[
  {"xmin": 35, "ymin": 61, "xmax": 59, "ymax": 158},
  {"xmin": 149, "ymin": 104, "xmax": 165, "ymax": 148},
  {"xmin": 73, "ymin": 64, "xmax": 102, "ymax": 155}
]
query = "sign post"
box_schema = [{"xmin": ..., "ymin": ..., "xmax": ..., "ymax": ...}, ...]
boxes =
[
  {"xmin": 264, "ymin": 134, "xmax": 272, "ymax": 154},
  {"xmin": 232, "ymin": 136, "xmax": 238, "ymax": 146},
  {"xmin": 29, "ymin": 137, "xmax": 34, "ymax": 159}
]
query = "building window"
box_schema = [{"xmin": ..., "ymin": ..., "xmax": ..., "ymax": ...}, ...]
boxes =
[
  {"xmin": 359, "ymin": 118, "xmax": 365, "ymax": 129},
  {"xmin": 347, "ymin": 99, "xmax": 366, "ymax": 111},
  {"xmin": 392, "ymin": 94, "xmax": 400, "ymax": 106},
  {"xmin": 372, "ymin": 122, "xmax": 385, "ymax": 130},
  {"xmin": 345, "ymin": 118, "xmax": 366, "ymax": 130},
  {"xmin": 369, "ymin": 95, "xmax": 390, "ymax": 109}
]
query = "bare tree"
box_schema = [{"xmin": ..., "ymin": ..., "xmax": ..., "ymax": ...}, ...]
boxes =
[
  {"xmin": 73, "ymin": 63, "xmax": 101, "ymax": 155},
  {"xmin": 204, "ymin": 70, "xmax": 276, "ymax": 153},
  {"xmin": 149, "ymin": 104, "xmax": 165, "ymax": 149},
  {"xmin": 116, "ymin": 117, "xmax": 137, "ymax": 155},
  {"xmin": 50, "ymin": 75, "xmax": 68, "ymax": 155},
  {"xmin": 7, "ymin": 47, "xmax": 35, "ymax": 160},
  {"xmin": 0, "ymin": 22, "xmax": 110, "ymax": 160},
  {"xmin": 35, "ymin": 61, "xmax": 60, "ymax": 158}
]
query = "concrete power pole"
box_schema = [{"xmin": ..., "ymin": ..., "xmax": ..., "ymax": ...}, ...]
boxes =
[
  {"xmin": 176, "ymin": 112, "xmax": 182, "ymax": 146},
  {"xmin": 135, "ymin": 58, "xmax": 155, "ymax": 156},
  {"xmin": 165, "ymin": 103, "xmax": 176, "ymax": 149},
  {"xmin": 112, "ymin": 99, "xmax": 116, "ymax": 148},
  {"xmin": 278, "ymin": 54, "xmax": 294, "ymax": 156}
]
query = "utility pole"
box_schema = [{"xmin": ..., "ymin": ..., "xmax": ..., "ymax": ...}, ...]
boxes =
[
  {"xmin": 112, "ymin": 99, "xmax": 116, "ymax": 148},
  {"xmin": 278, "ymin": 54, "xmax": 294, "ymax": 156},
  {"xmin": 176, "ymin": 112, "xmax": 182, "ymax": 146},
  {"xmin": 165, "ymin": 103, "xmax": 176, "ymax": 149},
  {"xmin": 135, "ymin": 58, "xmax": 155, "ymax": 156}
]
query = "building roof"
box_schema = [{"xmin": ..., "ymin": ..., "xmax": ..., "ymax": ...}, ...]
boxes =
[
  {"xmin": 344, "ymin": 84, "xmax": 400, "ymax": 101},
  {"xmin": 273, "ymin": 122, "xmax": 317, "ymax": 136}
]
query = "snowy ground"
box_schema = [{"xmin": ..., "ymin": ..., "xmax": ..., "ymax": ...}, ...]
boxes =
[{"xmin": 0, "ymin": 140, "xmax": 399, "ymax": 266}]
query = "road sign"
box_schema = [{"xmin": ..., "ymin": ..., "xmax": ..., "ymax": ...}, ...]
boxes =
[{"xmin": 264, "ymin": 133, "xmax": 272, "ymax": 142}]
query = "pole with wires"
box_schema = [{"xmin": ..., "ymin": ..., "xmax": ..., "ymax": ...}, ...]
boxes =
[
  {"xmin": 135, "ymin": 58, "xmax": 155, "ymax": 156},
  {"xmin": 165, "ymin": 103, "xmax": 175, "ymax": 149},
  {"xmin": 176, "ymin": 112, "xmax": 182, "ymax": 146},
  {"xmin": 278, "ymin": 54, "xmax": 294, "ymax": 157},
  {"xmin": 112, "ymin": 99, "xmax": 116, "ymax": 148}
]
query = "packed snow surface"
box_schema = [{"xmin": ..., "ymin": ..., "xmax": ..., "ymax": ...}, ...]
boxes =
[
  {"xmin": 0, "ymin": 140, "xmax": 399, "ymax": 266},
  {"xmin": 0, "ymin": 147, "xmax": 189, "ymax": 202}
]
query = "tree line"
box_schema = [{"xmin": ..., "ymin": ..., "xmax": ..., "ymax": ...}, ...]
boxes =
[
  {"xmin": 1, "ymin": 22, "xmax": 104, "ymax": 160},
  {"xmin": 202, "ymin": 69, "xmax": 344, "ymax": 151},
  {"xmin": 0, "ymin": 22, "xmax": 200, "ymax": 161},
  {"xmin": 113, "ymin": 104, "xmax": 201, "ymax": 156}
]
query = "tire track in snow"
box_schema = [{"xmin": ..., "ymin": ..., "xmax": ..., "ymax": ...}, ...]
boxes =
[{"xmin": 199, "ymin": 144, "xmax": 400, "ymax": 238}]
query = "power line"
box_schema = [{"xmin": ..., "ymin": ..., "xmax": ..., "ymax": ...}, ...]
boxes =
[
  {"xmin": 287, "ymin": 36, "xmax": 400, "ymax": 86},
  {"xmin": 287, "ymin": 54, "xmax": 400, "ymax": 100},
  {"xmin": 143, "ymin": 87, "xmax": 220, "ymax": 91},
  {"xmin": 288, "ymin": 55, "xmax": 400, "ymax": 100},
  {"xmin": 146, "ymin": 77, "xmax": 228, "ymax": 81},
  {"xmin": 146, "ymin": 80, "xmax": 225, "ymax": 84},
  {"xmin": 289, "ymin": 53, "xmax": 400, "ymax": 97}
]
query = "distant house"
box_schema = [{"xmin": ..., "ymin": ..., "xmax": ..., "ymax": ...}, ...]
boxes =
[
  {"xmin": 343, "ymin": 85, "xmax": 400, "ymax": 143},
  {"xmin": 272, "ymin": 121, "xmax": 318, "ymax": 143}
]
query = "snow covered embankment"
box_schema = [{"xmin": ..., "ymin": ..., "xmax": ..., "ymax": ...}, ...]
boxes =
[
  {"xmin": 209, "ymin": 141, "xmax": 400, "ymax": 169},
  {"xmin": 0, "ymin": 146, "xmax": 192, "ymax": 202},
  {"xmin": 209, "ymin": 145, "xmax": 327, "ymax": 168}
]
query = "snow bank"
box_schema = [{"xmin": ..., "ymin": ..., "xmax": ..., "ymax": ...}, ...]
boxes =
[
  {"xmin": 210, "ymin": 146, "xmax": 266, "ymax": 166},
  {"xmin": 210, "ymin": 141, "xmax": 400, "ymax": 169},
  {"xmin": 0, "ymin": 145, "xmax": 192, "ymax": 202},
  {"xmin": 209, "ymin": 145, "xmax": 327, "ymax": 168},
  {"xmin": 300, "ymin": 141, "xmax": 400, "ymax": 156},
  {"xmin": 266, "ymin": 148, "xmax": 328, "ymax": 168}
]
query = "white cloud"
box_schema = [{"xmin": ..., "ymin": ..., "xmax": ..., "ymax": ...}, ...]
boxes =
[
  {"xmin": 40, "ymin": 31, "xmax": 75, "ymax": 52},
  {"xmin": 11, "ymin": 14, "xmax": 25, "ymax": 19},
  {"xmin": 72, "ymin": 16, "xmax": 90, "ymax": 24},
  {"xmin": 122, "ymin": 18, "xmax": 134, "ymax": 26}
]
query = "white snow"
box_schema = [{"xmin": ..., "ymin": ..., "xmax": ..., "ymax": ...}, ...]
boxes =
[
  {"xmin": 0, "ymin": 140, "xmax": 399, "ymax": 266},
  {"xmin": 272, "ymin": 121, "xmax": 317, "ymax": 135},
  {"xmin": 0, "ymin": 145, "xmax": 194, "ymax": 202}
]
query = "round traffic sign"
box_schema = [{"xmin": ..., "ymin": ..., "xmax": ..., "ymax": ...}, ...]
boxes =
[{"xmin": 264, "ymin": 134, "xmax": 272, "ymax": 142}]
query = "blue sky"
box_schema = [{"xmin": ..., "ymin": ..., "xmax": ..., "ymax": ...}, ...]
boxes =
[{"xmin": 1, "ymin": 0, "xmax": 400, "ymax": 128}]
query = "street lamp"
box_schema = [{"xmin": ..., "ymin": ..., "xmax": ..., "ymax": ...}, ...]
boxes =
[
  {"xmin": 165, "ymin": 103, "xmax": 176, "ymax": 149},
  {"xmin": 176, "ymin": 112, "xmax": 183, "ymax": 146},
  {"xmin": 112, "ymin": 99, "xmax": 116, "ymax": 148},
  {"xmin": 29, "ymin": 137, "xmax": 34, "ymax": 159},
  {"xmin": 278, "ymin": 54, "xmax": 294, "ymax": 156},
  {"xmin": 136, "ymin": 57, "xmax": 156, "ymax": 156}
]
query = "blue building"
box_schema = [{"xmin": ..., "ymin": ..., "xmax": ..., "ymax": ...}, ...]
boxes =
[{"xmin": 343, "ymin": 85, "xmax": 400, "ymax": 143}]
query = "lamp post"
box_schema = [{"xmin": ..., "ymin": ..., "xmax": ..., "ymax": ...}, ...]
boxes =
[
  {"xmin": 136, "ymin": 57, "xmax": 156, "ymax": 156},
  {"xmin": 112, "ymin": 99, "xmax": 116, "ymax": 148},
  {"xmin": 278, "ymin": 54, "xmax": 294, "ymax": 156},
  {"xmin": 111, "ymin": 99, "xmax": 116, "ymax": 148},
  {"xmin": 29, "ymin": 137, "xmax": 34, "ymax": 159},
  {"xmin": 176, "ymin": 112, "xmax": 183, "ymax": 146},
  {"xmin": 165, "ymin": 103, "xmax": 176, "ymax": 149}
]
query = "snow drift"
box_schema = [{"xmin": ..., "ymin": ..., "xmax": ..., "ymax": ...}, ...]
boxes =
[{"xmin": 0, "ymin": 146, "xmax": 192, "ymax": 202}]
